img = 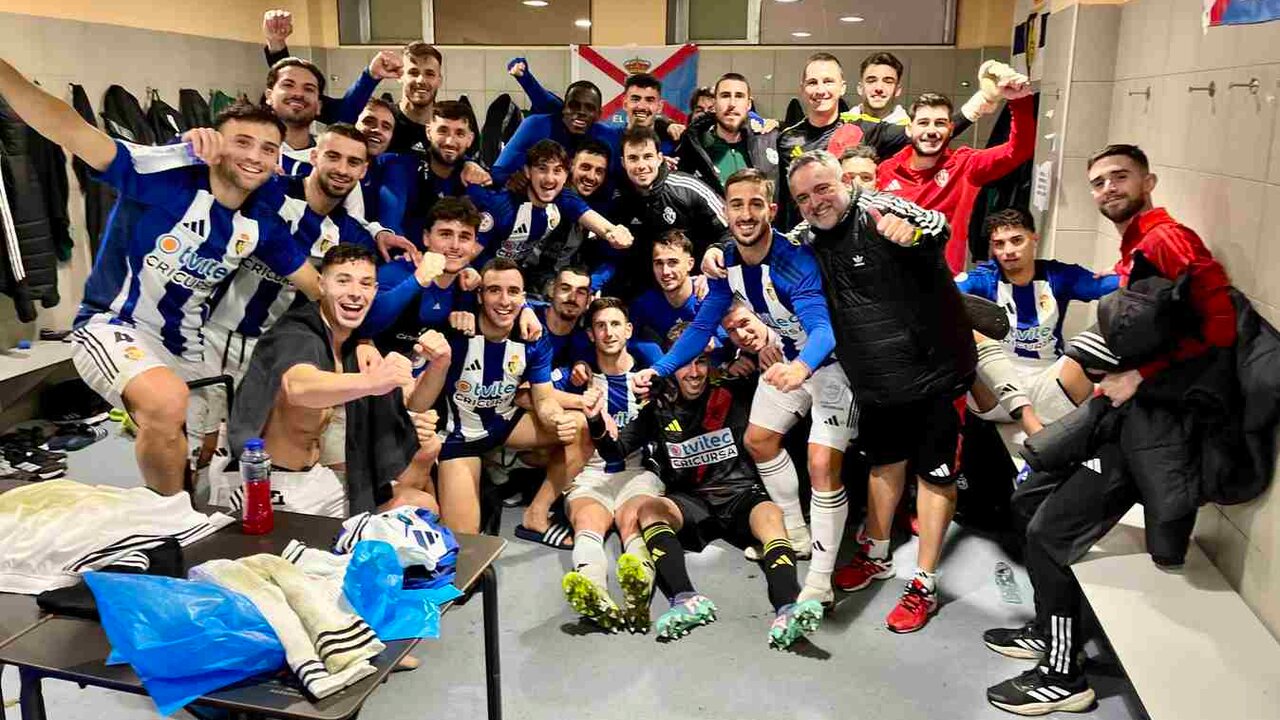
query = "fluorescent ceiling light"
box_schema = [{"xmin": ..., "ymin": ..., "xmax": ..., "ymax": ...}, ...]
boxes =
[
  {"xmin": 774, "ymin": 0, "xmax": 801, "ymax": 4},
  {"xmin": 840, "ymin": 15, "xmax": 864, "ymax": 22},
  {"xmin": 574, "ymin": 18, "xmax": 591, "ymax": 27},
  {"xmin": 791, "ymin": 30, "xmax": 812, "ymax": 37},
  {"xmin": 523, "ymin": 1, "xmax": 548, "ymax": 7}
]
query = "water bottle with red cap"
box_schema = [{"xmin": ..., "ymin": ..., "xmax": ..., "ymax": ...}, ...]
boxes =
[{"xmin": 240, "ymin": 438, "xmax": 274, "ymax": 535}]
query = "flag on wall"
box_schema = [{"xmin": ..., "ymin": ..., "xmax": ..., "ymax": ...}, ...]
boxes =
[
  {"xmin": 570, "ymin": 44, "xmax": 699, "ymax": 124},
  {"xmin": 1010, "ymin": 0, "xmax": 1048, "ymax": 81},
  {"xmin": 1204, "ymin": 0, "xmax": 1280, "ymax": 27}
]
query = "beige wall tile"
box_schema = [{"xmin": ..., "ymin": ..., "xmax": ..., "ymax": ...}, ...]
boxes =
[
  {"xmin": 1154, "ymin": 73, "xmax": 1196, "ymax": 169},
  {"xmin": 1114, "ymin": 0, "xmax": 1172, "ymax": 81},
  {"xmin": 1070, "ymin": 5, "xmax": 1120, "ymax": 83},
  {"xmin": 907, "ymin": 49, "xmax": 961, "ymax": 96},
  {"xmin": 1054, "ymin": 160, "xmax": 1100, "ymax": 232},
  {"xmin": 1271, "ymin": 78, "xmax": 1280, "ymax": 184},
  {"xmin": 1217, "ymin": 65, "xmax": 1280, "ymax": 182},
  {"xmin": 1064, "ymin": 81, "xmax": 1114, "ymax": 158},
  {"xmin": 1193, "ymin": 175, "xmax": 1265, "ymax": 296},
  {"xmin": 1038, "ymin": 7, "xmax": 1074, "ymax": 89},
  {"xmin": 1253, "ymin": 184, "xmax": 1280, "ymax": 309},
  {"xmin": 1107, "ymin": 79, "xmax": 1157, "ymax": 152},
  {"xmin": 442, "ymin": 48, "xmax": 485, "ymax": 93},
  {"xmin": 696, "ymin": 50, "xmax": 734, "ymax": 90},
  {"xmin": 730, "ymin": 50, "xmax": 776, "ymax": 97}
]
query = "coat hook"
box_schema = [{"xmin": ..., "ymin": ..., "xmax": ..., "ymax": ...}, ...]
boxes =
[
  {"xmin": 1228, "ymin": 78, "xmax": 1260, "ymax": 95},
  {"xmin": 1127, "ymin": 85, "xmax": 1151, "ymax": 99},
  {"xmin": 1188, "ymin": 80, "xmax": 1216, "ymax": 98}
]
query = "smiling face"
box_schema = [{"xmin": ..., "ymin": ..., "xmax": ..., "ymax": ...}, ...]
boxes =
[
  {"xmin": 266, "ymin": 65, "xmax": 321, "ymax": 129},
  {"xmin": 651, "ymin": 242, "xmax": 693, "ymax": 293},
  {"xmin": 400, "ymin": 54, "xmax": 441, "ymax": 109},
  {"xmin": 858, "ymin": 63, "xmax": 902, "ymax": 112},
  {"xmin": 562, "ymin": 86, "xmax": 602, "ymax": 135},
  {"xmin": 570, "ymin": 150, "xmax": 608, "ymax": 198},
  {"xmin": 623, "ymin": 138, "xmax": 662, "ymax": 189},
  {"xmin": 527, "ymin": 157, "xmax": 568, "ymax": 204},
  {"xmin": 320, "ymin": 259, "xmax": 377, "ymax": 330},
  {"xmin": 211, "ymin": 119, "xmax": 282, "ymax": 193},
  {"xmin": 426, "ymin": 218, "xmax": 480, "ymax": 274},
  {"xmin": 789, "ymin": 160, "xmax": 851, "ymax": 231},
  {"xmin": 479, "ymin": 268, "xmax": 525, "ymax": 333},
  {"xmin": 310, "ymin": 132, "xmax": 368, "ymax": 199},
  {"xmin": 356, "ymin": 105, "xmax": 395, "ymax": 157},
  {"xmin": 624, "ymin": 84, "xmax": 662, "ymax": 127},
  {"xmin": 428, "ymin": 115, "xmax": 474, "ymax": 167},
  {"xmin": 714, "ymin": 78, "xmax": 751, "ymax": 135},
  {"xmin": 673, "ymin": 353, "xmax": 710, "ymax": 400},
  {"xmin": 1088, "ymin": 154, "xmax": 1154, "ymax": 225},
  {"xmin": 589, "ymin": 306, "xmax": 632, "ymax": 359},
  {"xmin": 725, "ymin": 179, "xmax": 774, "ymax": 248},
  {"xmin": 721, "ymin": 303, "xmax": 770, "ymax": 353},
  {"xmin": 908, "ymin": 105, "xmax": 954, "ymax": 157},
  {"xmin": 802, "ymin": 60, "xmax": 847, "ymax": 118}
]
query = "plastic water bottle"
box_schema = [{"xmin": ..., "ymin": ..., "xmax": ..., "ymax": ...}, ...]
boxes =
[
  {"xmin": 240, "ymin": 438, "xmax": 274, "ymax": 535},
  {"xmin": 994, "ymin": 561, "xmax": 1023, "ymax": 604}
]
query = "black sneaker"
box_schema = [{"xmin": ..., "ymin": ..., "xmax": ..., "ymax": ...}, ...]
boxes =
[
  {"xmin": 45, "ymin": 424, "xmax": 108, "ymax": 452},
  {"xmin": 1, "ymin": 452, "xmax": 65, "ymax": 480},
  {"xmin": 984, "ymin": 621, "xmax": 1049, "ymax": 660},
  {"xmin": 963, "ymin": 293, "xmax": 1012, "ymax": 341},
  {"xmin": 987, "ymin": 667, "xmax": 1096, "ymax": 716}
]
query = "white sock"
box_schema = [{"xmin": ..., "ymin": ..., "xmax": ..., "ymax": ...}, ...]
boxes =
[
  {"xmin": 866, "ymin": 536, "xmax": 891, "ymax": 562},
  {"xmin": 757, "ymin": 452, "xmax": 806, "ymax": 531},
  {"xmin": 573, "ymin": 530, "xmax": 609, "ymax": 588},
  {"xmin": 623, "ymin": 534, "xmax": 652, "ymax": 569},
  {"xmin": 913, "ymin": 567, "xmax": 937, "ymax": 593},
  {"xmin": 806, "ymin": 487, "xmax": 849, "ymax": 587},
  {"xmin": 976, "ymin": 338, "xmax": 1032, "ymax": 416}
]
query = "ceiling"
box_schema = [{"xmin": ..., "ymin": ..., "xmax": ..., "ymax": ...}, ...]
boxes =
[{"xmin": 758, "ymin": 0, "xmax": 955, "ymax": 45}]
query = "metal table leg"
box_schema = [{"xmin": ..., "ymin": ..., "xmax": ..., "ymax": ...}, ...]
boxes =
[
  {"xmin": 18, "ymin": 669, "xmax": 45, "ymax": 720},
  {"xmin": 482, "ymin": 566, "xmax": 501, "ymax": 720}
]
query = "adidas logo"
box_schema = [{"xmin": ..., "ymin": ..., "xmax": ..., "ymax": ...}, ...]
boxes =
[
  {"xmin": 432, "ymin": 303, "xmax": 441, "ymax": 310},
  {"xmin": 823, "ymin": 416, "xmax": 842, "ymax": 427},
  {"xmin": 772, "ymin": 556, "xmax": 794, "ymax": 568},
  {"xmin": 812, "ymin": 540, "xmax": 826, "ymax": 552},
  {"xmin": 664, "ymin": 419, "xmax": 682, "ymax": 432},
  {"xmin": 182, "ymin": 218, "xmax": 208, "ymax": 237},
  {"xmin": 928, "ymin": 464, "xmax": 951, "ymax": 479},
  {"xmin": 465, "ymin": 359, "xmax": 482, "ymax": 372},
  {"xmin": 885, "ymin": 179, "xmax": 902, "ymax": 191},
  {"xmin": 1082, "ymin": 458, "xmax": 1102, "ymax": 474},
  {"xmin": 852, "ymin": 254, "xmax": 865, "ymax": 267}
]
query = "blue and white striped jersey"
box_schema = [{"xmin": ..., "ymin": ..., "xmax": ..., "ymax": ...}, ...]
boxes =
[
  {"xmin": 206, "ymin": 176, "xmax": 374, "ymax": 338},
  {"xmin": 587, "ymin": 367, "xmax": 647, "ymax": 473},
  {"xmin": 653, "ymin": 230, "xmax": 837, "ymax": 377},
  {"xmin": 956, "ymin": 259, "xmax": 1120, "ymax": 367},
  {"xmin": 74, "ymin": 141, "xmax": 308, "ymax": 361},
  {"xmin": 467, "ymin": 185, "xmax": 591, "ymax": 265},
  {"xmin": 439, "ymin": 331, "xmax": 553, "ymax": 445}
]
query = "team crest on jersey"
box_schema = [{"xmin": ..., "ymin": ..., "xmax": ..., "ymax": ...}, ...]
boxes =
[
  {"xmin": 885, "ymin": 179, "xmax": 902, "ymax": 191},
  {"xmin": 122, "ymin": 346, "xmax": 145, "ymax": 361},
  {"xmin": 479, "ymin": 212, "xmax": 495, "ymax": 233},
  {"xmin": 233, "ymin": 233, "xmax": 251, "ymax": 256},
  {"xmin": 507, "ymin": 354, "xmax": 522, "ymax": 375},
  {"xmin": 319, "ymin": 232, "xmax": 338, "ymax": 253},
  {"xmin": 662, "ymin": 206, "xmax": 676, "ymax": 225},
  {"xmin": 935, "ymin": 169, "xmax": 950, "ymax": 188},
  {"xmin": 789, "ymin": 145, "xmax": 804, "ymax": 159},
  {"xmin": 156, "ymin": 234, "xmax": 181, "ymax": 254},
  {"xmin": 765, "ymin": 286, "xmax": 778, "ymax": 302},
  {"xmin": 1039, "ymin": 293, "xmax": 1053, "ymax": 311},
  {"xmin": 765, "ymin": 147, "xmax": 779, "ymax": 164}
]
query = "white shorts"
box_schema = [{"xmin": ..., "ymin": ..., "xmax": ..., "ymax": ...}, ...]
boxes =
[
  {"xmin": 567, "ymin": 467, "xmax": 664, "ymax": 514},
  {"xmin": 188, "ymin": 323, "xmax": 260, "ymax": 438},
  {"xmin": 71, "ymin": 318, "xmax": 204, "ymax": 409},
  {"xmin": 749, "ymin": 361, "xmax": 858, "ymax": 450},
  {"xmin": 207, "ymin": 454, "xmax": 347, "ymax": 519},
  {"xmin": 969, "ymin": 356, "xmax": 1079, "ymax": 425}
]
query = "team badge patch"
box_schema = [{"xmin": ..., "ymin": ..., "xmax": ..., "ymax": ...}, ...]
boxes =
[
  {"xmin": 234, "ymin": 233, "xmax": 251, "ymax": 255},
  {"xmin": 935, "ymin": 168, "xmax": 950, "ymax": 188},
  {"xmin": 479, "ymin": 212, "xmax": 495, "ymax": 233},
  {"xmin": 765, "ymin": 147, "xmax": 779, "ymax": 164},
  {"xmin": 122, "ymin": 346, "xmax": 145, "ymax": 361},
  {"xmin": 507, "ymin": 354, "xmax": 522, "ymax": 375},
  {"xmin": 662, "ymin": 206, "xmax": 676, "ymax": 225}
]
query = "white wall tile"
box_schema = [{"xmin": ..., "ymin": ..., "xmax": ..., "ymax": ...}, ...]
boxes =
[
  {"xmin": 1107, "ymin": 79, "xmax": 1157, "ymax": 151},
  {"xmin": 1216, "ymin": 64, "xmax": 1280, "ymax": 182},
  {"xmin": 1053, "ymin": 160, "xmax": 1100, "ymax": 232},
  {"xmin": 1193, "ymin": 175, "xmax": 1266, "ymax": 296},
  {"xmin": 1064, "ymin": 81, "xmax": 1114, "ymax": 158},
  {"xmin": 1154, "ymin": 73, "xmax": 1196, "ymax": 169}
]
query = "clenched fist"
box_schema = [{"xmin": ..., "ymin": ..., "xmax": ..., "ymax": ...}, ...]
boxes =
[
  {"xmin": 368, "ymin": 352, "xmax": 413, "ymax": 395},
  {"xmin": 414, "ymin": 329, "xmax": 451, "ymax": 363}
]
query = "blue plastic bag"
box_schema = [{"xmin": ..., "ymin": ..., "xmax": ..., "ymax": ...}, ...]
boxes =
[
  {"xmin": 84, "ymin": 572, "xmax": 285, "ymax": 716},
  {"xmin": 342, "ymin": 540, "xmax": 461, "ymax": 641}
]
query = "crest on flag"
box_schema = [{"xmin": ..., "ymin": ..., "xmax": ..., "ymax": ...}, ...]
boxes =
[{"xmin": 571, "ymin": 44, "xmax": 700, "ymax": 124}]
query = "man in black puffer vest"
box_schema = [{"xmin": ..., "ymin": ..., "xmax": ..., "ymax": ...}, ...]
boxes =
[{"xmin": 787, "ymin": 148, "xmax": 975, "ymax": 634}]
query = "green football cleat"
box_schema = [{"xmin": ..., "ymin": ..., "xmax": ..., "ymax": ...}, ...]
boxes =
[
  {"xmin": 768, "ymin": 599, "xmax": 825, "ymax": 649},
  {"xmin": 562, "ymin": 571, "xmax": 623, "ymax": 632},
  {"xmin": 655, "ymin": 593, "xmax": 717, "ymax": 641},
  {"xmin": 616, "ymin": 552, "xmax": 655, "ymax": 634}
]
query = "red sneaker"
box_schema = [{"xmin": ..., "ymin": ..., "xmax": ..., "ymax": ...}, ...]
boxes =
[
  {"xmin": 886, "ymin": 578, "xmax": 938, "ymax": 633},
  {"xmin": 833, "ymin": 549, "xmax": 895, "ymax": 592}
]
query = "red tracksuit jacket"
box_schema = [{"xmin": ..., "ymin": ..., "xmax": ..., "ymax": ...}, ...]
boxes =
[
  {"xmin": 1113, "ymin": 207, "xmax": 1236, "ymax": 378},
  {"xmin": 876, "ymin": 96, "xmax": 1036, "ymax": 273}
]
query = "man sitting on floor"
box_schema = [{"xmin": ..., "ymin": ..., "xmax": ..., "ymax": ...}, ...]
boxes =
[{"xmin": 227, "ymin": 245, "xmax": 439, "ymax": 517}]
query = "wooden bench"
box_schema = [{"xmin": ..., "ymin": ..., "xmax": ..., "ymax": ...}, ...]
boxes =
[
  {"xmin": 0, "ymin": 341, "xmax": 75, "ymax": 425},
  {"xmin": 1074, "ymin": 506, "xmax": 1280, "ymax": 720}
]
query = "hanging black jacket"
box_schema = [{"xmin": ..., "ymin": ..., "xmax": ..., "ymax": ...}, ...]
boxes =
[
  {"xmin": 480, "ymin": 94, "xmax": 524, "ymax": 168},
  {"xmin": 70, "ymin": 84, "xmax": 114, "ymax": 258},
  {"xmin": 805, "ymin": 189, "xmax": 974, "ymax": 406},
  {"xmin": 100, "ymin": 85, "xmax": 154, "ymax": 145},
  {"xmin": 0, "ymin": 96, "xmax": 67, "ymax": 321},
  {"xmin": 178, "ymin": 88, "xmax": 212, "ymax": 129},
  {"xmin": 674, "ymin": 111, "xmax": 779, "ymax": 195}
]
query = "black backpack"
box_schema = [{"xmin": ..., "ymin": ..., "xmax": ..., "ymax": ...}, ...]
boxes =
[
  {"xmin": 179, "ymin": 88, "xmax": 212, "ymax": 129},
  {"xmin": 146, "ymin": 90, "xmax": 188, "ymax": 144}
]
